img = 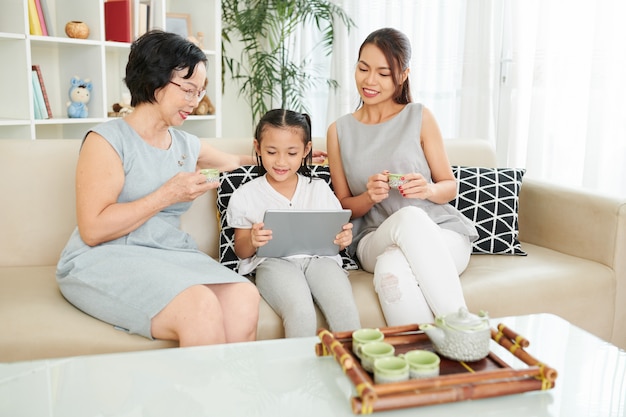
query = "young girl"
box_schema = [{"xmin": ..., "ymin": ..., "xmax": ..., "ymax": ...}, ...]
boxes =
[{"xmin": 226, "ymin": 109, "xmax": 361, "ymax": 337}]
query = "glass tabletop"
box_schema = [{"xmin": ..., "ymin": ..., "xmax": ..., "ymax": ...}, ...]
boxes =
[{"xmin": 1, "ymin": 313, "xmax": 625, "ymax": 417}]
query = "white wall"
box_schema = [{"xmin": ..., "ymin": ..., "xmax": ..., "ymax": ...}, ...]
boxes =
[{"xmin": 221, "ymin": 73, "xmax": 254, "ymax": 138}]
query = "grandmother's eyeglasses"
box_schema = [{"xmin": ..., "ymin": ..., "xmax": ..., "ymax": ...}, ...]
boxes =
[{"xmin": 169, "ymin": 80, "xmax": 206, "ymax": 102}]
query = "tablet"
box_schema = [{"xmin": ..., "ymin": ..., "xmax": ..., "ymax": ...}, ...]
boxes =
[{"xmin": 256, "ymin": 209, "xmax": 352, "ymax": 258}]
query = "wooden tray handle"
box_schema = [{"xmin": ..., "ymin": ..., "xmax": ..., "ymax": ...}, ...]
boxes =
[
  {"xmin": 491, "ymin": 325, "xmax": 558, "ymax": 385},
  {"xmin": 317, "ymin": 329, "xmax": 378, "ymax": 407}
]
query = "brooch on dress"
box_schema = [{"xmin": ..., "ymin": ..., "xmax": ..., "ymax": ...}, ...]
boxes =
[{"xmin": 177, "ymin": 154, "xmax": 187, "ymax": 167}]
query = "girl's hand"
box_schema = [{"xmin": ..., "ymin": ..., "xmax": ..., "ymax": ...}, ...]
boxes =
[
  {"xmin": 335, "ymin": 222, "xmax": 353, "ymax": 250},
  {"xmin": 397, "ymin": 173, "xmax": 435, "ymax": 200},
  {"xmin": 366, "ymin": 171, "xmax": 391, "ymax": 204},
  {"xmin": 250, "ymin": 222, "xmax": 272, "ymax": 249}
]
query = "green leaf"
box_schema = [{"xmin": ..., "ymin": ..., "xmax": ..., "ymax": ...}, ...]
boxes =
[{"xmin": 222, "ymin": 0, "xmax": 355, "ymax": 126}]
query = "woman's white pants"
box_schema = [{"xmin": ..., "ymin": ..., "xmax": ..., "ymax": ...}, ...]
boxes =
[{"xmin": 356, "ymin": 206, "xmax": 471, "ymax": 326}]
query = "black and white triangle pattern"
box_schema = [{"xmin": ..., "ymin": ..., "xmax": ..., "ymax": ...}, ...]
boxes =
[
  {"xmin": 450, "ymin": 166, "xmax": 526, "ymax": 255},
  {"xmin": 217, "ymin": 164, "xmax": 526, "ymax": 271},
  {"xmin": 216, "ymin": 165, "xmax": 359, "ymax": 273}
]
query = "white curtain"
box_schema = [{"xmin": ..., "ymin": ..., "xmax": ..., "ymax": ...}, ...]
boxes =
[
  {"xmin": 498, "ymin": 0, "xmax": 626, "ymax": 196},
  {"xmin": 325, "ymin": 0, "xmax": 482, "ymax": 140},
  {"xmin": 314, "ymin": 0, "xmax": 626, "ymax": 197}
]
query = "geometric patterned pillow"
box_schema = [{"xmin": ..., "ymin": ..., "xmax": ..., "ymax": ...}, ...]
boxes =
[
  {"xmin": 216, "ymin": 165, "xmax": 259, "ymax": 272},
  {"xmin": 450, "ymin": 166, "xmax": 527, "ymax": 255},
  {"xmin": 216, "ymin": 165, "xmax": 359, "ymax": 273}
]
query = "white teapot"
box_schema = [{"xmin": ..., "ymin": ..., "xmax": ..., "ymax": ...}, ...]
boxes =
[{"xmin": 419, "ymin": 307, "xmax": 491, "ymax": 362}]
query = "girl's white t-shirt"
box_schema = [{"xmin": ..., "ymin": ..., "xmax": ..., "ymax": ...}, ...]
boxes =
[{"xmin": 226, "ymin": 173, "xmax": 344, "ymax": 275}]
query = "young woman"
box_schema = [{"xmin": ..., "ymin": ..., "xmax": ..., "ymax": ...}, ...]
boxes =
[
  {"xmin": 56, "ymin": 30, "xmax": 260, "ymax": 347},
  {"xmin": 227, "ymin": 109, "xmax": 361, "ymax": 337},
  {"xmin": 326, "ymin": 28, "xmax": 478, "ymax": 326}
]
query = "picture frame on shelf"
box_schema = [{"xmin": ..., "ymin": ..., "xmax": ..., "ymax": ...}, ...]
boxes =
[{"xmin": 166, "ymin": 13, "xmax": 191, "ymax": 39}]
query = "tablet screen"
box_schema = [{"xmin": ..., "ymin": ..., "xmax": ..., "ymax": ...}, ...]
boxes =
[{"xmin": 257, "ymin": 209, "xmax": 351, "ymax": 258}]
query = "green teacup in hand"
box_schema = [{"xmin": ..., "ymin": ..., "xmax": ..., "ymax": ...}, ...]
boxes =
[
  {"xmin": 388, "ymin": 173, "xmax": 406, "ymax": 189},
  {"xmin": 200, "ymin": 168, "xmax": 220, "ymax": 183}
]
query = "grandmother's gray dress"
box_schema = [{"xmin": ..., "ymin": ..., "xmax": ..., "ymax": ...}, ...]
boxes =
[{"xmin": 56, "ymin": 119, "xmax": 247, "ymax": 338}]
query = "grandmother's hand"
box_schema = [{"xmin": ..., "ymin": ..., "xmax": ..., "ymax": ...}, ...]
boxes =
[
  {"xmin": 164, "ymin": 171, "xmax": 215, "ymax": 203},
  {"xmin": 311, "ymin": 149, "xmax": 328, "ymax": 164}
]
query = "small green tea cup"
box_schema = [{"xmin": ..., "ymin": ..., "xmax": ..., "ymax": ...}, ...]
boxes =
[
  {"xmin": 388, "ymin": 173, "xmax": 406, "ymax": 189},
  {"xmin": 352, "ymin": 328, "xmax": 384, "ymax": 358},
  {"xmin": 200, "ymin": 168, "xmax": 220, "ymax": 183},
  {"xmin": 404, "ymin": 349, "xmax": 440, "ymax": 379},
  {"xmin": 358, "ymin": 341, "xmax": 395, "ymax": 373},
  {"xmin": 374, "ymin": 356, "xmax": 409, "ymax": 384}
]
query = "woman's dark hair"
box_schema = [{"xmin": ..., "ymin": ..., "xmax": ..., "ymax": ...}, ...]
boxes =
[
  {"xmin": 125, "ymin": 30, "xmax": 208, "ymax": 107},
  {"xmin": 358, "ymin": 27, "xmax": 412, "ymax": 105},
  {"xmin": 254, "ymin": 109, "xmax": 313, "ymax": 178}
]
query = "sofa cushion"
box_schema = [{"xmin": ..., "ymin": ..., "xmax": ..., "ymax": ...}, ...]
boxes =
[
  {"xmin": 216, "ymin": 165, "xmax": 358, "ymax": 272},
  {"xmin": 460, "ymin": 242, "xmax": 615, "ymax": 342},
  {"xmin": 0, "ymin": 266, "xmax": 177, "ymax": 362},
  {"xmin": 451, "ymin": 166, "xmax": 526, "ymax": 255}
]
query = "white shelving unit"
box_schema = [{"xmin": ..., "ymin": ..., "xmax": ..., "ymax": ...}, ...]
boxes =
[{"xmin": 0, "ymin": 0, "xmax": 221, "ymax": 140}]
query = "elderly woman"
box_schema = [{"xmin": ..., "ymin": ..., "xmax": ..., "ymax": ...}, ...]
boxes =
[{"xmin": 56, "ymin": 30, "xmax": 260, "ymax": 346}]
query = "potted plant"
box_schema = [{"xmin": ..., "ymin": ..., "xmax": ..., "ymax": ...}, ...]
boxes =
[{"xmin": 222, "ymin": 0, "xmax": 354, "ymax": 126}]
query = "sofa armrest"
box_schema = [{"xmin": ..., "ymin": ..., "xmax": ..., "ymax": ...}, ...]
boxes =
[
  {"xmin": 518, "ymin": 178, "xmax": 626, "ymax": 347},
  {"xmin": 518, "ymin": 178, "xmax": 625, "ymax": 268}
]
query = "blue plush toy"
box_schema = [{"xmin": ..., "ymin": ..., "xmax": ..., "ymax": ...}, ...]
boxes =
[{"xmin": 66, "ymin": 76, "xmax": 92, "ymax": 118}]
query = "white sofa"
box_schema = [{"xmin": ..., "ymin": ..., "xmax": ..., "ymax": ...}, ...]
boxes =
[{"xmin": 1, "ymin": 137, "xmax": 624, "ymax": 362}]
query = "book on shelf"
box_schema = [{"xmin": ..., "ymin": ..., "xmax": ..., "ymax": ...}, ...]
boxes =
[
  {"xmin": 32, "ymin": 65, "xmax": 53, "ymax": 119},
  {"xmin": 31, "ymin": 70, "xmax": 47, "ymax": 120},
  {"xmin": 39, "ymin": 0, "xmax": 54, "ymax": 37},
  {"xmin": 27, "ymin": 0, "xmax": 43, "ymax": 36},
  {"xmin": 31, "ymin": 80, "xmax": 42, "ymax": 119},
  {"xmin": 105, "ymin": 0, "xmax": 132, "ymax": 43},
  {"xmin": 33, "ymin": 99, "xmax": 43, "ymax": 120},
  {"xmin": 136, "ymin": 0, "xmax": 151, "ymax": 39},
  {"xmin": 34, "ymin": 0, "xmax": 48, "ymax": 36}
]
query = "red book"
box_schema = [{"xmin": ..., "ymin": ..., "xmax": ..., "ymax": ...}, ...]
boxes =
[
  {"xmin": 32, "ymin": 65, "xmax": 52, "ymax": 118},
  {"xmin": 104, "ymin": 0, "xmax": 131, "ymax": 43}
]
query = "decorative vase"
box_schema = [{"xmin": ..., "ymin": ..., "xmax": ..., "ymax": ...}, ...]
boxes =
[{"xmin": 65, "ymin": 21, "xmax": 89, "ymax": 39}]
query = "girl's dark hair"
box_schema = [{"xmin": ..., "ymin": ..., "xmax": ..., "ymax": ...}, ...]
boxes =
[
  {"xmin": 358, "ymin": 27, "xmax": 412, "ymax": 105},
  {"xmin": 125, "ymin": 30, "xmax": 208, "ymax": 107},
  {"xmin": 254, "ymin": 109, "xmax": 313, "ymax": 178}
]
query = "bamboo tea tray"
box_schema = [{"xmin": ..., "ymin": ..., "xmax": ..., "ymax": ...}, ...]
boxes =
[{"xmin": 315, "ymin": 323, "xmax": 557, "ymax": 414}]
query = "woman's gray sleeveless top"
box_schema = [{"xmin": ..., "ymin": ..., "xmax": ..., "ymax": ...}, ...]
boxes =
[{"xmin": 336, "ymin": 103, "xmax": 478, "ymax": 255}]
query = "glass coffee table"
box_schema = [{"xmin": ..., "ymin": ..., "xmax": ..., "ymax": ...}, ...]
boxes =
[{"xmin": 1, "ymin": 314, "xmax": 625, "ymax": 416}]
